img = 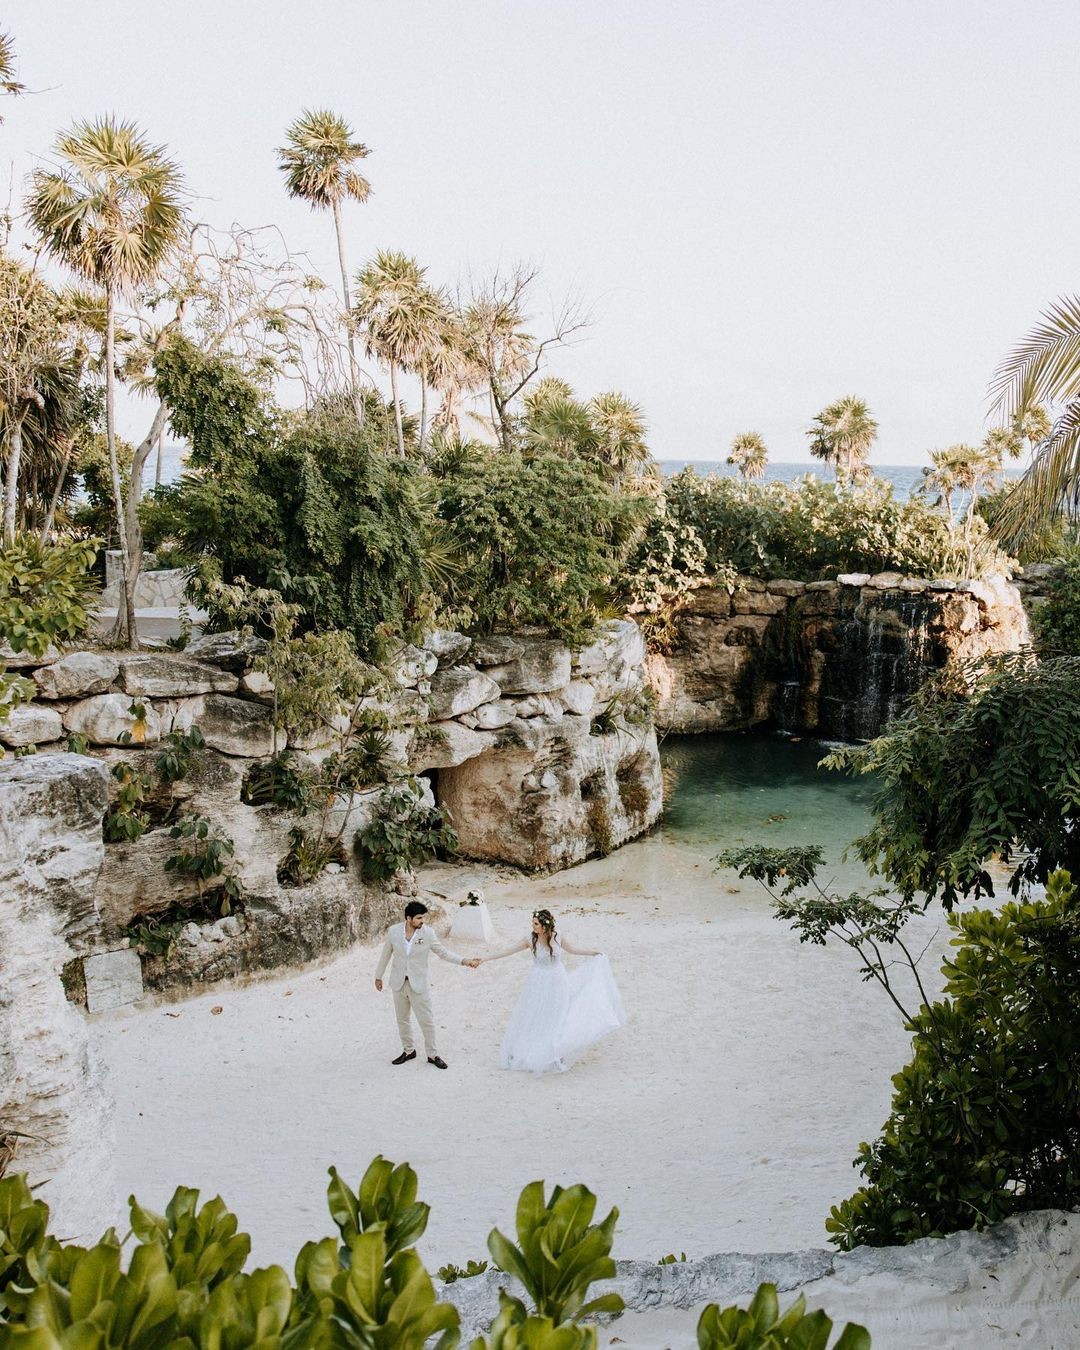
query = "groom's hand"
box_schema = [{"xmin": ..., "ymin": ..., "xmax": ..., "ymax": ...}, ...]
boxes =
[{"xmin": 374, "ymin": 978, "xmax": 383, "ymax": 991}]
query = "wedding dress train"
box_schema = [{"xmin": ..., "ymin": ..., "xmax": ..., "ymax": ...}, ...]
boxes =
[{"xmin": 498, "ymin": 937, "xmax": 625, "ymax": 1075}]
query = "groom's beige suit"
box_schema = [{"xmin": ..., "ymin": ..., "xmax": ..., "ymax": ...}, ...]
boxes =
[{"xmin": 375, "ymin": 923, "xmax": 464, "ymax": 1058}]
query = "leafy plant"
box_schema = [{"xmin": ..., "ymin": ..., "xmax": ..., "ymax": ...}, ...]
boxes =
[
  {"xmin": 153, "ymin": 725, "xmax": 204, "ymax": 784},
  {"xmin": 696, "ymin": 1282, "xmax": 870, "ymax": 1349},
  {"xmin": 486, "ymin": 1181, "xmax": 624, "ymax": 1327},
  {"xmin": 656, "ymin": 1252, "xmax": 686, "ymax": 1265},
  {"xmin": 354, "ymin": 778, "xmax": 458, "ymax": 881},
  {"xmin": 241, "ymin": 751, "xmax": 313, "ymax": 812},
  {"xmin": 163, "ymin": 814, "xmax": 244, "ymax": 915},
  {"xmin": 1032, "ymin": 548, "xmax": 1080, "ymax": 655},
  {"xmin": 437, "ymin": 1259, "xmax": 489, "ymax": 1284},
  {"xmin": 276, "ymin": 825, "xmax": 346, "ymax": 888},
  {"xmin": 825, "ymin": 652, "xmax": 1080, "ymax": 905},
  {"xmin": 103, "ymin": 760, "xmax": 153, "ymax": 842}
]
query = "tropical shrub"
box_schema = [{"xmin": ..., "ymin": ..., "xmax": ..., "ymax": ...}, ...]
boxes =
[
  {"xmin": 1031, "ymin": 549, "xmax": 1080, "ymax": 655},
  {"xmin": 164, "ymin": 814, "xmax": 245, "ymax": 915},
  {"xmin": 433, "ymin": 449, "xmax": 648, "ymax": 642},
  {"xmin": 658, "ymin": 470, "xmax": 1011, "ymax": 582},
  {"xmin": 826, "ymin": 652, "xmax": 1080, "ymax": 904},
  {"xmin": 696, "ymin": 1282, "xmax": 869, "ymax": 1349},
  {"xmin": 354, "ymin": 778, "xmax": 458, "ymax": 880}
]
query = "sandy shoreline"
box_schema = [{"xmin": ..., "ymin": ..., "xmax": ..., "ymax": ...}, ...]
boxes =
[{"xmin": 92, "ymin": 834, "xmax": 938, "ymax": 1270}]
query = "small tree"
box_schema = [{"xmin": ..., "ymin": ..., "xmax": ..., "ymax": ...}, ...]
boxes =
[
  {"xmin": 807, "ymin": 396, "xmax": 877, "ymax": 488},
  {"xmin": 727, "ymin": 430, "xmax": 768, "ymax": 481}
]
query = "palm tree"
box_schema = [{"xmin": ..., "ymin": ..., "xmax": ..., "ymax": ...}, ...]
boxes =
[
  {"xmin": 727, "ymin": 430, "xmax": 768, "ymax": 481},
  {"xmin": 278, "ymin": 110, "xmax": 371, "ymax": 419},
  {"xmin": 27, "ymin": 117, "xmax": 184, "ymax": 643},
  {"xmin": 588, "ymin": 391, "xmax": 649, "ymax": 477},
  {"xmin": 353, "ymin": 251, "xmax": 437, "ymax": 457},
  {"xmin": 807, "ymin": 396, "xmax": 878, "ymax": 487},
  {"xmin": 990, "ymin": 296, "xmax": 1080, "ymax": 545},
  {"xmin": 923, "ymin": 443, "xmax": 1001, "ymax": 546},
  {"xmin": 0, "ymin": 31, "xmax": 23, "ymax": 119}
]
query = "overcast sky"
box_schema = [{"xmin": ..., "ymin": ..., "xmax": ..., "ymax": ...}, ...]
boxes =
[{"xmin": 3, "ymin": 0, "xmax": 1078, "ymax": 464}]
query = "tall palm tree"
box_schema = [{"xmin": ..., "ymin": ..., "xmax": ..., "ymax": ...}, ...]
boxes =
[
  {"xmin": 278, "ymin": 110, "xmax": 371, "ymax": 420},
  {"xmin": 27, "ymin": 117, "xmax": 184, "ymax": 643},
  {"xmin": 353, "ymin": 251, "xmax": 437, "ymax": 457},
  {"xmin": 807, "ymin": 396, "xmax": 878, "ymax": 487},
  {"xmin": 922, "ymin": 443, "xmax": 1001, "ymax": 544},
  {"xmin": 727, "ymin": 430, "xmax": 768, "ymax": 481}
]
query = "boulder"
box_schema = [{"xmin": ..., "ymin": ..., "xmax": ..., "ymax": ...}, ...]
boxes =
[
  {"xmin": 239, "ymin": 671, "xmax": 275, "ymax": 700},
  {"xmin": 427, "ymin": 667, "xmax": 501, "ymax": 719},
  {"xmin": 118, "ymin": 654, "xmax": 238, "ymax": 698},
  {"xmin": 766, "ymin": 579, "xmax": 807, "ymax": 597},
  {"xmin": 0, "ymin": 703, "xmax": 64, "ymax": 747},
  {"xmin": 386, "ymin": 643, "xmax": 437, "ymax": 687},
  {"xmin": 422, "ymin": 629, "xmax": 472, "ymax": 666},
  {"xmin": 82, "ymin": 949, "xmax": 143, "ymax": 1013},
  {"xmin": 469, "ymin": 635, "xmax": 524, "ymax": 666},
  {"xmin": 185, "ymin": 631, "xmax": 268, "ymax": 672},
  {"xmin": 732, "ymin": 590, "xmax": 787, "ymax": 616},
  {"xmin": 487, "ymin": 640, "xmax": 572, "ymax": 695},
  {"xmin": 473, "ymin": 699, "xmax": 518, "ymax": 730},
  {"xmin": 410, "ymin": 720, "xmax": 495, "ymax": 771},
  {"xmin": 33, "ymin": 651, "xmax": 119, "ymax": 700},
  {"xmin": 867, "ymin": 572, "xmax": 905, "ymax": 589},
  {"xmin": 572, "ymin": 620, "xmax": 646, "ymax": 677},
  {"xmin": 559, "ymin": 680, "xmax": 596, "ymax": 716},
  {"xmin": 836, "ymin": 573, "xmax": 872, "ymax": 588},
  {"xmin": 512, "ymin": 693, "xmax": 563, "ymax": 719},
  {"xmin": 198, "ymin": 694, "xmax": 277, "ymax": 757},
  {"xmin": 804, "ymin": 580, "xmax": 837, "ymax": 592},
  {"xmin": 0, "ymin": 642, "xmax": 60, "ymax": 669},
  {"xmin": 64, "ymin": 693, "xmax": 163, "ymax": 746}
]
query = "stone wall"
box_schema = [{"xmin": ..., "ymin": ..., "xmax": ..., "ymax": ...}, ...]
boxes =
[
  {"xmin": 0, "ymin": 755, "xmax": 119, "ymax": 1238},
  {"xmin": 648, "ymin": 572, "xmax": 1029, "ymax": 740},
  {"xmin": 1, "ymin": 618, "xmax": 662, "ymax": 1000}
]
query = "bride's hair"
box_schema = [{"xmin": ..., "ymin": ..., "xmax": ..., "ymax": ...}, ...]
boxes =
[{"xmin": 531, "ymin": 908, "xmax": 557, "ymax": 954}]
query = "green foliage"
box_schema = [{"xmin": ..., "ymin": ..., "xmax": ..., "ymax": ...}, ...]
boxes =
[
  {"xmin": 825, "ymin": 653, "xmax": 1080, "ymax": 905},
  {"xmin": 158, "ymin": 340, "xmax": 437, "ymax": 654},
  {"xmin": 436, "ymin": 1259, "xmax": 488, "ymax": 1284},
  {"xmin": 1032, "ymin": 549, "xmax": 1080, "ymax": 655},
  {"xmin": 0, "ymin": 1173, "xmax": 51, "ymax": 1323},
  {"xmin": 477, "ymin": 1291, "xmax": 598, "ymax": 1349},
  {"xmin": 433, "ymin": 450, "xmax": 648, "ymax": 642},
  {"xmin": 620, "ymin": 494, "xmax": 711, "ymax": 649},
  {"xmin": 276, "ymin": 825, "xmax": 346, "ymax": 889},
  {"xmin": 655, "ymin": 470, "xmax": 1010, "ymax": 583},
  {"xmin": 103, "ymin": 761, "xmax": 153, "ymax": 842},
  {"xmin": 696, "ymin": 1282, "xmax": 870, "ymax": 1349},
  {"xmin": 163, "ymin": 814, "xmax": 244, "ymax": 915},
  {"xmin": 241, "ymin": 752, "xmax": 314, "ymax": 812},
  {"xmin": 486, "ymin": 1181, "xmax": 624, "ymax": 1328},
  {"xmin": 354, "ymin": 778, "xmax": 458, "ymax": 881},
  {"xmin": 0, "ymin": 534, "xmax": 98, "ymax": 725},
  {"xmin": 827, "ymin": 870, "xmax": 1080, "ymax": 1250},
  {"xmin": 153, "ymin": 725, "xmax": 205, "ymax": 784}
]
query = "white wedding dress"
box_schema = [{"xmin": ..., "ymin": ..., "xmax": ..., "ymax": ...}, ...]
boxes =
[{"xmin": 498, "ymin": 937, "xmax": 626, "ymax": 1076}]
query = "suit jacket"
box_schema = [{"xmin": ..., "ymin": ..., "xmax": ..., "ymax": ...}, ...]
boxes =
[{"xmin": 375, "ymin": 923, "xmax": 463, "ymax": 993}]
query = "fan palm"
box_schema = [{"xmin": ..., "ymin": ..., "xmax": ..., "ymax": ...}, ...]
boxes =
[
  {"xmin": 0, "ymin": 31, "xmax": 23, "ymax": 117},
  {"xmin": 278, "ymin": 110, "xmax": 370, "ymax": 419},
  {"xmin": 522, "ymin": 391, "xmax": 598, "ymax": 460},
  {"xmin": 807, "ymin": 396, "xmax": 878, "ymax": 487},
  {"xmin": 26, "ymin": 117, "xmax": 184, "ymax": 642},
  {"xmin": 353, "ymin": 251, "xmax": 438, "ymax": 457},
  {"xmin": 588, "ymin": 391, "xmax": 649, "ymax": 476},
  {"xmin": 727, "ymin": 430, "xmax": 768, "ymax": 481},
  {"xmin": 989, "ymin": 295, "xmax": 1080, "ymax": 546}
]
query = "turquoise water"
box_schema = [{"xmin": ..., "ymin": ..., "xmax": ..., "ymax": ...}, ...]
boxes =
[{"xmin": 659, "ymin": 732, "xmax": 878, "ymax": 887}]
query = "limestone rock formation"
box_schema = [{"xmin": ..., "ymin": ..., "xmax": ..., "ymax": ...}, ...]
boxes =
[
  {"xmin": 118, "ymin": 654, "xmax": 239, "ymax": 697},
  {"xmin": 0, "ymin": 703, "xmax": 64, "ymax": 747},
  {"xmin": 64, "ymin": 692, "xmax": 163, "ymax": 746},
  {"xmin": 486, "ymin": 640, "xmax": 572, "ymax": 695},
  {"xmin": 0, "ymin": 754, "xmax": 118, "ymax": 1239},
  {"xmin": 198, "ymin": 694, "xmax": 277, "ymax": 757},
  {"xmin": 33, "ymin": 651, "xmax": 119, "ymax": 700},
  {"xmin": 427, "ymin": 667, "xmax": 501, "ymax": 719}
]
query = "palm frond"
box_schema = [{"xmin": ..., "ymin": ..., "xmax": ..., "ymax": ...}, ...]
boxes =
[
  {"xmin": 992, "ymin": 399, "xmax": 1080, "ymax": 549},
  {"xmin": 990, "ymin": 295, "xmax": 1080, "ymax": 419}
]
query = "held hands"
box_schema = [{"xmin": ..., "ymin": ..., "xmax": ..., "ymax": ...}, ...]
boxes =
[
  {"xmin": 374, "ymin": 978, "xmax": 383, "ymax": 991},
  {"xmin": 464, "ymin": 958, "xmax": 483, "ymax": 969}
]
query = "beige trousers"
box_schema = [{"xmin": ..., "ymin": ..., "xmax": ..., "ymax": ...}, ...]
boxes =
[{"xmin": 393, "ymin": 978, "xmax": 438, "ymax": 1057}]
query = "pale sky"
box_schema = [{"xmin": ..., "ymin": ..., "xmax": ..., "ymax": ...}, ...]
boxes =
[{"xmin": 3, "ymin": 0, "xmax": 1078, "ymax": 464}]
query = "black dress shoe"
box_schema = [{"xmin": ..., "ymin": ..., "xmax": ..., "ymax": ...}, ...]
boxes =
[
  {"xmin": 392, "ymin": 1050, "xmax": 417, "ymax": 1065},
  {"xmin": 427, "ymin": 1055, "xmax": 448, "ymax": 1070}
]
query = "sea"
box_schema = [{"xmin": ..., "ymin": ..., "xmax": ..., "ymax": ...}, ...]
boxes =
[{"xmin": 149, "ymin": 443, "xmax": 928, "ymax": 501}]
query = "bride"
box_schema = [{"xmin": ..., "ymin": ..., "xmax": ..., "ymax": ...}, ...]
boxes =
[{"xmin": 476, "ymin": 909, "xmax": 625, "ymax": 1075}]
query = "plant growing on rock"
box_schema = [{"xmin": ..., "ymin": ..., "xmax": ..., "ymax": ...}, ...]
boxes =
[
  {"xmin": 102, "ymin": 760, "xmax": 154, "ymax": 842},
  {"xmin": 1032, "ymin": 548, "xmax": 1080, "ymax": 655},
  {"xmin": 354, "ymin": 777, "xmax": 458, "ymax": 881},
  {"xmin": 241, "ymin": 751, "xmax": 314, "ymax": 812},
  {"xmin": 164, "ymin": 813, "xmax": 245, "ymax": 915}
]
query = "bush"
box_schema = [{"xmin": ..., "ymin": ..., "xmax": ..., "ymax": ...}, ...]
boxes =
[
  {"xmin": 354, "ymin": 778, "xmax": 458, "ymax": 881},
  {"xmin": 656, "ymin": 469, "xmax": 1011, "ymax": 582},
  {"xmin": 827, "ymin": 652, "xmax": 1080, "ymax": 905},
  {"xmin": 827, "ymin": 870, "xmax": 1080, "ymax": 1249},
  {"xmin": 433, "ymin": 449, "xmax": 648, "ymax": 642},
  {"xmin": 1032, "ymin": 549, "xmax": 1080, "ymax": 655}
]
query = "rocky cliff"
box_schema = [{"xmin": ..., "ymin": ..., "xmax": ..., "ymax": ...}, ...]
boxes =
[{"xmin": 648, "ymin": 572, "xmax": 1029, "ymax": 740}]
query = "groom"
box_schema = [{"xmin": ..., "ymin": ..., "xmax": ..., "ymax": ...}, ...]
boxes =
[{"xmin": 374, "ymin": 900, "xmax": 479, "ymax": 1070}]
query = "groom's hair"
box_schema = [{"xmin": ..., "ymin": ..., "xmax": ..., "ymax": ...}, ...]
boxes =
[{"xmin": 404, "ymin": 901, "xmax": 429, "ymax": 919}]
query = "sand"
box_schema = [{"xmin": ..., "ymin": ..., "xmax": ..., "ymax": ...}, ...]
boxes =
[{"xmin": 92, "ymin": 834, "xmax": 940, "ymax": 1271}]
